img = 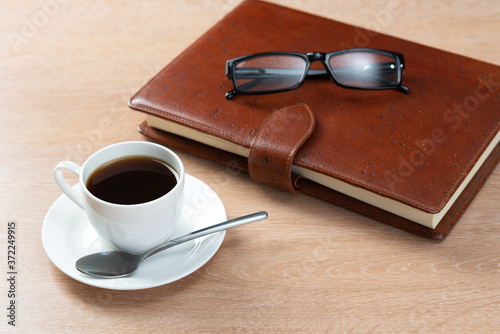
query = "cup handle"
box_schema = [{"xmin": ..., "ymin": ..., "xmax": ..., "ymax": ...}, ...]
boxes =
[{"xmin": 54, "ymin": 161, "xmax": 84, "ymax": 209}]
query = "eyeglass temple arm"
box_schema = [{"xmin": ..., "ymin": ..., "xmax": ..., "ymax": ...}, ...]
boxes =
[
  {"xmin": 305, "ymin": 68, "xmax": 409, "ymax": 93},
  {"xmin": 226, "ymin": 67, "xmax": 306, "ymax": 99},
  {"xmin": 307, "ymin": 68, "xmax": 409, "ymax": 93},
  {"xmin": 230, "ymin": 61, "xmax": 401, "ymax": 79},
  {"xmin": 226, "ymin": 75, "xmax": 284, "ymax": 99},
  {"xmin": 226, "ymin": 62, "xmax": 409, "ymax": 99}
]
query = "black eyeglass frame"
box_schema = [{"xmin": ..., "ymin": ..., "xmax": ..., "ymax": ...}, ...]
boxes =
[{"xmin": 225, "ymin": 48, "xmax": 409, "ymax": 99}]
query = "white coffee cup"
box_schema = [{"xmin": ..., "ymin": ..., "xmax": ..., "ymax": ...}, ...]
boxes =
[{"xmin": 54, "ymin": 141, "xmax": 185, "ymax": 253}]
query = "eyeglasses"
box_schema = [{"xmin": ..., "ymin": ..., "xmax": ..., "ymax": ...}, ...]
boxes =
[{"xmin": 225, "ymin": 48, "xmax": 409, "ymax": 99}]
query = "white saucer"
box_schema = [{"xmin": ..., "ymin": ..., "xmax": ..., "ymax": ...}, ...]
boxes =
[{"xmin": 42, "ymin": 174, "xmax": 226, "ymax": 290}]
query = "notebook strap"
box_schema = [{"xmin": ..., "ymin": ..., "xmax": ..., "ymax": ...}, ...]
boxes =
[{"xmin": 248, "ymin": 103, "xmax": 316, "ymax": 193}]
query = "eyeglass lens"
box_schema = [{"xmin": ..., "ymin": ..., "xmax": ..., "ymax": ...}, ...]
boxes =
[
  {"xmin": 234, "ymin": 55, "xmax": 307, "ymax": 93},
  {"xmin": 328, "ymin": 52, "xmax": 400, "ymax": 88}
]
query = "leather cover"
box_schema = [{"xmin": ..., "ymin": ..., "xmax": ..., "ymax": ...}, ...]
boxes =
[{"xmin": 129, "ymin": 0, "xmax": 500, "ymax": 239}]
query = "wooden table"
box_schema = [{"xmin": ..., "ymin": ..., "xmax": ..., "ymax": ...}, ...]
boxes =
[{"xmin": 1, "ymin": 0, "xmax": 499, "ymax": 332}]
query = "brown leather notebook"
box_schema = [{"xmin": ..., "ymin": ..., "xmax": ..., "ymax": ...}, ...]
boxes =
[{"xmin": 129, "ymin": 0, "xmax": 500, "ymax": 239}]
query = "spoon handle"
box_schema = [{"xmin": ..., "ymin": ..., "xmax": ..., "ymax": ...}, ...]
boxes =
[{"xmin": 142, "ymin": 211, "xmax": 268, "ymax": 260}]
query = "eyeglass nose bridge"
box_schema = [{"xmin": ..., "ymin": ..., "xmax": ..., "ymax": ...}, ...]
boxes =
[
  {"xmin": 305, "ymin": 52, "xmax": 333, "ymax": 79},
  {"xmin": 306, "ymin": 52, "xmax": 326, "ymax": 63}
]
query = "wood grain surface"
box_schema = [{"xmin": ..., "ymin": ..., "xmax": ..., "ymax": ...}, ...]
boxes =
[{"xmin": 1, "ymin": 0, "xmax": 499, "ymax": 333}]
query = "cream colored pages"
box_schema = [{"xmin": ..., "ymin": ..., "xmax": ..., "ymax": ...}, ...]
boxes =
[{"xmin": 146, "ymin": 114, "xmax": 500, "ymax": 228}]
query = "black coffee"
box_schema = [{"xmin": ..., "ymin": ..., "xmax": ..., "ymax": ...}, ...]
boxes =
[{"xmin": 86, "ymin": 155, "xmax": 178, "ymax": 205}]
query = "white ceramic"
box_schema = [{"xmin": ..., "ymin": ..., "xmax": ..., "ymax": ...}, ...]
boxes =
[
  {"xmin": 54, "ymin": 141, "xmax": 185, "ymax": 253},
  {"xmin": 43, "ymin": 174, "xmax": 226, "ymax": 290}
]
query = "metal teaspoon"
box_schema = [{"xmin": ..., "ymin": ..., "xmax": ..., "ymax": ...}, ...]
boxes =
[{"xmin": 75, "ymin": 211, "xmax": 268, "ymax": 278}]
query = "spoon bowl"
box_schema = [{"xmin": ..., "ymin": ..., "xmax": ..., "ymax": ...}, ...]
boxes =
[
  {"xmin": 76, "ymin": 211, "xmax": 268, "ymax": 278},
  {"xmin": 76, "ymin": 251, "xmax": 143, "ymax": 278}
]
